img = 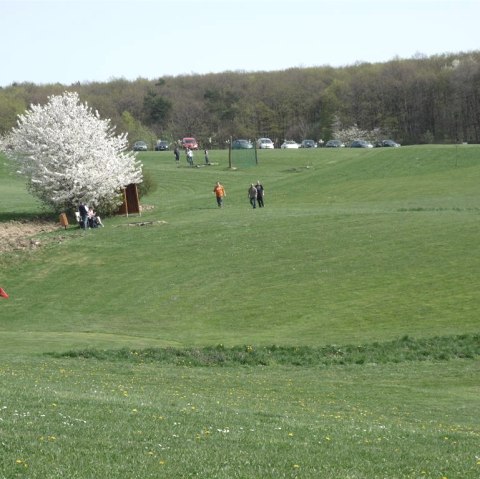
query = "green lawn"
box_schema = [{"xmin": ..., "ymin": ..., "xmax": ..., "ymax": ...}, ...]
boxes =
[
  {"xmin": 1, "ymin": 357, "xmax": 478, "ymax": 479},
  {"xmin": 1, "ymin": 145, "xmax": 479, "ymax": 352},
  {"xmin": 0, "ymin": 145, "xmax": 479, "ymax": 478}
]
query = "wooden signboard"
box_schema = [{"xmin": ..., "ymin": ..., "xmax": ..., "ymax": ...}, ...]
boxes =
[{"xmin": 118, "ymin": 183, "xmax": 140, "ymax": 216}]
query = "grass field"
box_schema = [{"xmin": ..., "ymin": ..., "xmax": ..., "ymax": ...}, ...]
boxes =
[{"xmin": 0, "ymin": 145, "xmax": 479, "ymax": 478}]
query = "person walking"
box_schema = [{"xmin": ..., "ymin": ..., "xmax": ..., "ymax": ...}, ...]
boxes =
[
  {"xmin": 213, "ymin": 181, "xmax": 226, "ymax": 208},
  {"xmin": 255, "ymin": 180, "xmax": 265, "ymax": 207},
  {"xmin": 204, "ymin": 148, "xmax": 210, "ymax": 165},
  {"xmin": 248, "ymin": 183, "xmax": 258, "ymax": 209},
  {"xmin": 174, "ymin": 146, "xmax": 180, "ymax": 166},
  {"xmin": 186, "ymin": 147, "xmax": 194, "ymax": 166}
]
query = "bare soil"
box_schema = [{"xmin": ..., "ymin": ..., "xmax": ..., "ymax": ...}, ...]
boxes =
[
  {"xmin": 1, "ymin": 205, "xmax": 155, "ymax": 254},
  {"xmin": 0, "ymin": 219, "xmax": 60, "ymax": 253}
]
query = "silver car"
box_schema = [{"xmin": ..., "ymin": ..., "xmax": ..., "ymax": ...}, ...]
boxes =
[{"xmin": 133, "ymin": 141, "xmax": 148, "ymax": 151}]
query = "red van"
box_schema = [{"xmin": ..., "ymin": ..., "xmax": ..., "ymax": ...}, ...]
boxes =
[{"xmin": 181, "ymin": 137, "xmax": 199, "ymax": 150}]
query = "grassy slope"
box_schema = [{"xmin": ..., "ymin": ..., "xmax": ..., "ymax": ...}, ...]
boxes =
[
  {"xmin": 1, "ymin": 145, "xmax": 479, "ymax": 354},
  {"xmin": 0, "ymin": 146, "xmax": 479, "ymax": 478}
]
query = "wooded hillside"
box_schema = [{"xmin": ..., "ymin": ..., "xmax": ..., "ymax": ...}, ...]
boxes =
[{"xmin": 1, "ymin": 51, "xmax": 479, "ymax": 147}]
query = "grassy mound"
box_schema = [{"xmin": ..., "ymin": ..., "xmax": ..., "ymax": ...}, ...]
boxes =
[{"xmin": 49, "ymin": 333, "xmax": 480, "ymax": 366}]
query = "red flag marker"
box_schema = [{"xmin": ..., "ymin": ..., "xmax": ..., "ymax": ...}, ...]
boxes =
[{"xmin": 0, "ymin": 287, "xmax": 9, "ymax": 299}]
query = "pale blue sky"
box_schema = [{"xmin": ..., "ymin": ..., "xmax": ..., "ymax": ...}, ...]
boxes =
[{"xmin": 1, "ymin": 0, "xmax": 479, "ymax": 86}]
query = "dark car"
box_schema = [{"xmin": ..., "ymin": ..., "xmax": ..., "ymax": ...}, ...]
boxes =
[
  {"xmin": 376, "ymin": 139, "xmax": 401, "ymax": 147},
  {"xmin": 350, "ymin": 140, "xmax": 373, "ymax": 148},
  {"xmin": 155, "ymin": 140, "xmax": 169, "ymax": 151},
  {"xmin": 300, "ymin": 139, "xmax": 317, "ymax": 148},
  {"xmin": 325, "ymin": 139, "xmax": 345, "ymax": 148},
  {"xmin": 232, "ymin": 139, "xmax": 254, "ymax": 149},
  {"xmin": 133, "ymin": 141, "xmax": 148, "ymax": 151}
]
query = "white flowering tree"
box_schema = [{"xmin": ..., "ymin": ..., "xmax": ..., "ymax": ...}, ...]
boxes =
[
  {"xmin": 3, "ymin": 91, "xmax": 143, "ymax": 213},
  {"xmin": 333, "ymin": 123, "xmax": 373, "ymax": 145}
]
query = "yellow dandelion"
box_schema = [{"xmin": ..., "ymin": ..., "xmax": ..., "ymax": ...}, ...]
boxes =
[
  {"xmin": 159, "ymin": 460, "xmax": 166, "ymax": 465},
  {"xmin": 293, "ymin": 464, "xmax": 300, "ymax": 469}
]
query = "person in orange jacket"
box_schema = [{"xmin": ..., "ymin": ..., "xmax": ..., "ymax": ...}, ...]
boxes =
[{"xmin": 213, "ymin": 181, "xmax": 226, "ymax": 208}]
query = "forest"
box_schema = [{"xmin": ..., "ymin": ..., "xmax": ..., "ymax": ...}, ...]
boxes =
[{"xmin": 1, "ymin": 50, "xmax": 479, "ymax": 148}]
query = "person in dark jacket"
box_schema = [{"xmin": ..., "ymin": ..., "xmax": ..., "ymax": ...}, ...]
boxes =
[
  {"xmin": 255, "ymin": 181, "xmax": 265, "ymax": 207},
  {"xmin": 78, "ymin": 202, "xmax": 89, "ymax": 229}
]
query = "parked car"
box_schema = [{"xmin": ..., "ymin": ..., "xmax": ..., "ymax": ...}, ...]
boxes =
[
  {"xmin": 257, "ymin": 137, "xmax": 274, "ymax": 149},
  {"xmin": 232, "ymin": 139, "xmax": 254, "ymax": 149},
  {"xmin": 281, "ymin": 140, "xmax": 299, "ymax": 149},
  {"xmin": 300, "ymin": 139, "xmax": 317, "ymax": 148},
  {"xmin": 133, "ymin": 141, "xmax": 148, "ymax": 151},
  {"xmin": 181, "ymin": 137, "xmax": 199, "ymax": 150},
  {"xmin": 325, "ymin": 139, "xmax": 345, "ymax": 148},
  {"xmin": 376, "ymin": 139, "xmax": 401, "ymax": 147},
  {"xmin": 350, "ymin": 140, "xmax": 373, "ymax": 148},
  {"xmin": 155, "ymin": 140, "xmax": 170, "ymax": 151}
]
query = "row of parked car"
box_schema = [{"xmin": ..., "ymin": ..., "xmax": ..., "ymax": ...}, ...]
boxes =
[
  {"xmin": 133, "ymin": 137, "xmax": 400, "ymax": 151},
  {"xmin": 279, "ymin": 139, "xmax": 401, "ymax": 148},
  {"xmin": 133, "ymin": 138, "xmax": 198, "ymax": 152},
  {"xmin": 232, "ymin": 138, "xmax": 276, "ymax": 149},
  {"xmin": 233, "ymin": 138, "xmax": 401, "ymax": 149},
  {"xmin": 349, "ymin": 139, "xmax": 401, "ymax": 148}
]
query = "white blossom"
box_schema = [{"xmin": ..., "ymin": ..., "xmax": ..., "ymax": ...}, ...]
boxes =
[{"xmin": 3, "ymin": 91, "xmax": 142, "ymax": 213}]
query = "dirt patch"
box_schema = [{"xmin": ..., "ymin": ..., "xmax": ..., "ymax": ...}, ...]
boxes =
[
  {"xmin": 1, "ymin": 204, "xmax": 156, "ymax": 254},
  {"xmin": 0, "ymin": 219, "xmax": 60, "ymax": 253}
]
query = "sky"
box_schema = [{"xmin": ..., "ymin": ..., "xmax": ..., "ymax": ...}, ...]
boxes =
[{"xmin": 1, "ymin": 0, "xmax": 479, "ymax": 87}]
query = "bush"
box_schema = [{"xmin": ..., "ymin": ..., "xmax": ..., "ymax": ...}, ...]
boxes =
[{"xmin": 137, "ymin": 168, "xmax": 158, "ymax": 199}]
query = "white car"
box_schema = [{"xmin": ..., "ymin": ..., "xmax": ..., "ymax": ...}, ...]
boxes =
[
  {"xmin": 281, "ymin": 140, "xmax": 299, "ymax": 149},
  {"xmin": 257, "ymin": 137, "xmax": 274, "ymax": 149}
]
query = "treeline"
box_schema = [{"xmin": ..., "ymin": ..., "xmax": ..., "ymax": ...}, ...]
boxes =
[{"xmin": 1, "ymin": 51, "xmax": 479, "ymax": 148}]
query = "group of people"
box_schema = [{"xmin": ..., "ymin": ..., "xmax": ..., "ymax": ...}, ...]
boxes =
[
  {"xmin": 173, "ymin": 147, "xmax": 210, "ymax": 167},
  {"xmin": 212, "ymin": 181, "xmax": 265, "ymax": 209},
  {"xmin": 247, "ymin": 181, "xmax": 265, "ymax": 209},
  {"xmin": 78, "ymin": 203, "xmax": 104, "ymax": 229}
]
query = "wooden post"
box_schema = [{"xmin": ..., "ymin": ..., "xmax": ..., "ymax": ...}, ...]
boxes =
[{"xmin": 59, "ymin": 213, "xmax": 69, "ymax": 229}]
